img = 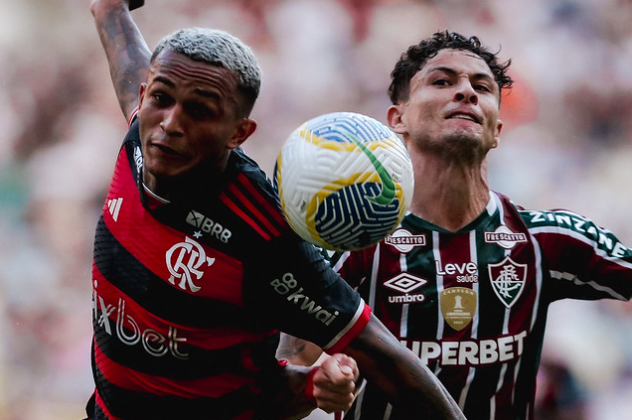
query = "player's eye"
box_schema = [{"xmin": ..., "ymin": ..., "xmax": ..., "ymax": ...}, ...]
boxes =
[
  {"xmin": 186, "ymin": 104, "xmax": 214, "ymax": 119},
  {"xmin": 432, "ymin": 78, "xmax": 450, "ymax": 86},
  {"xmin": 152, "ymin": 92, "xmax": 173, "ymax": 107}
]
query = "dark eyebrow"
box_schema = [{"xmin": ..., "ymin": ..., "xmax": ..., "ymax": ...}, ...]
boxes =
[
  {"xmin": 429, "ymin": 66, "xmax": 494, "ymax": 80},
  {"xmin": 194, "ymin": 88, "xmax": 221, "ymax": 100},
  {"xmin": 152, "ymin": 75, "xmax": 174, "ymax": 87},
  {"xmin": 151, "ymin": 75, "xmax": 221, "ymax": 100}
]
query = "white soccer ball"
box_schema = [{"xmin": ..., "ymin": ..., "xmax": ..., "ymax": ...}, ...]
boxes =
[{"xmin": 274, "ymin": 111, "xmax": 414, "ymax": 251}]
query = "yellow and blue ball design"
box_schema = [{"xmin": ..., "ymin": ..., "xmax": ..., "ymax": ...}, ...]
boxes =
[{"xmin": 274, "ymin": 112, "xmax": 414, "ymax": 251}]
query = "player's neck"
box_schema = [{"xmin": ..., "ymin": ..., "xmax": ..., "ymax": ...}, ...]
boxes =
[
  {"xmin": 408, "ymin": 154, "xmax": 490, "ymax": 232},
  {"xmin": 142, "ymin": 160, "xmax": 226, "ymax": 202}
]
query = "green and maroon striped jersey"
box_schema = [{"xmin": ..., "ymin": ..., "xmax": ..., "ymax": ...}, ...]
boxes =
[{"xmin": 330, "ymin": 191, "xmax": 632, "ymax": 420}]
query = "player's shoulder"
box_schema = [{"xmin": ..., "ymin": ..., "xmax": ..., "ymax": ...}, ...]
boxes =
[
  {"xmin": 121, "ymin": 117, "xmax": 141, "ymax": 148},
  {"xmin": 505, "ymin": 193, "xmax": 597, "ymax": 235},
  {"xmin": 230, "ymin": 148, "xmax": 278, "ymax": 198},
  {"xmin": 223, "ymin": 148, "xmax": 291, "ymax": 239}
]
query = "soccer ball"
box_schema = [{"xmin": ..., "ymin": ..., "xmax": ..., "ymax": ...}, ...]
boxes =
[{"xmin": 274, "ymin": 112, "xmax": 414, "ymax": 251}]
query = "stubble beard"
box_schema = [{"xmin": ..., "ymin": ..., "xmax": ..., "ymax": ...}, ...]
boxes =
[{"xmin": 430, "ymin": 130, "xmax": 486, "ymax": 165}]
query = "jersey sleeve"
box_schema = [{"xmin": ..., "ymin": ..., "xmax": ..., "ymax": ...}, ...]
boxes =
[
  {"xmin": 523, "ymin": 208, "xmax": 632, "ymax": 302},
  {"xmin": 321, "ymin": 246, "xmax": 376, "ymax": 290},
  {"xmin": 242, "ymin": 234, "xmax": 371, "ymax": 354}
]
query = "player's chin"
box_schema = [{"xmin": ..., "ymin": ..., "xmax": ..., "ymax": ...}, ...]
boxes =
[{"xmin": 145, "ymin": 160, "xmax": 193, "ymax": 180}]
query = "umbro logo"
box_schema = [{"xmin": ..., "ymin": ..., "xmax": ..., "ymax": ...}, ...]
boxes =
[
  {"xmin": 384, "ymin": 273, "xmax": 427, "ymax": 293},
  {"xmin": 383, "ymin": 273, "xmax": 427, "ymax": 304},
  {"xmin": 107, "ymin": 198, "xmax": 123, "ymax": 221}
]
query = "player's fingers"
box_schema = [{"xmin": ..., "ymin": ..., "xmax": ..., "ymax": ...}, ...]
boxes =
[
  {"xmin": 318, "ymin": 355, "xmax": 356, "ymax": 389},
  {"xmin": 313, "ymin": 365, "xmax": 357, "ymax": 408},
  {"xmin": 315, "ymin": 394, "xmax": 355, "ymax": 414},
  {"xmin": 325, "ymin": 353, "xmax": 358, "ymax": 380},
  {"xmin": 336, "ymin": 354, "xmax": 359, "ymax": 381},
  {"xmin": 312, "ymin": 379, "xmax": 356, "ymax": 415}
]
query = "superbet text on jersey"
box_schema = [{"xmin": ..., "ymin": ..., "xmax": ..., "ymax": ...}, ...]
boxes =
[{"xmin": 328, "ymin": 192, "xmax": 632, "ymax": 420}]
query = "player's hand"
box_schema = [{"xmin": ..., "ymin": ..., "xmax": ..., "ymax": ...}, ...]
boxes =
[{"xmin": 310, "ymin": 354, "xmax": 359, "ymax": 414}]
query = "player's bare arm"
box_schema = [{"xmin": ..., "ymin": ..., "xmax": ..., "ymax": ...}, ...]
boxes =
[
  {"xmin": 277, "ymin": 313, "xmax": 464, "ymax": 418},
  {"xmin": 277, "ymin": 333, "xmax": 324, "ymax": 366},
  {"xmin": 346, "ymin": 314, "xmax": 466, "ymax": 419},
  {"xmin": 90, "ymin": 0, "xmax": 151, "ymax": 120}
]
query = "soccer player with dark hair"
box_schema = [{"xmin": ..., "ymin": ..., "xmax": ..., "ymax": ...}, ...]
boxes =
[{"xmin": 279, "ymin": 30, "xmax": 632, "ymax": 420}]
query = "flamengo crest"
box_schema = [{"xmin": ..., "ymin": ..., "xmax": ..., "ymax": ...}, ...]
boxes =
[
  {"xmin": 166, "ymin": 237, "xmax": 215, "ymax": 292},
  {"xmin": 488, "ymin": 256, "xmax": 527, "ymax": 308}
]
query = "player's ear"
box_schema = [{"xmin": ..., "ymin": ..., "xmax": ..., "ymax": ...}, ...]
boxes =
[
  {"xmin": 492, "ymin": 118, "xmax": 503, "ymax": 149},
  {"xmin": 138, "ymin": 83, "xmax": 147, "ymax": 106},
  {"xmin": 387, "ymin": 104, "xmax": 406, "ymax": 135},
  {"xmin": 228, "ymin": 117, "xmax": 257, "ymax": 149}
]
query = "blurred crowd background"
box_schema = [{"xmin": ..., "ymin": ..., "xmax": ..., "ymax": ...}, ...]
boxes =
[{"xmin": 1, "ymin": 0, "xmax": 632, "ymax": 419}]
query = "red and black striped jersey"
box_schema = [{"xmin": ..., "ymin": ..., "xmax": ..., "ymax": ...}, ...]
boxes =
[
  {"xmin": 330, "ymin": 191, "xmax": 632, "ymax": 420},
  {"xmin": 87, "ymin": 119, "xmax": 370, "ymax": 420}
]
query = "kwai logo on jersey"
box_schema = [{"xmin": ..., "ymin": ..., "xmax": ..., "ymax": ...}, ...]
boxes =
[
  {"xmin": 383, "ymin": 273, "xmax": 427, "ymax": 304},
  {"xmin": 440, "ymin": 287, "xmax": 477, "ymax": 331},
  {"xmin": 488, "ymin": 256, "xmax": 527, "ymax": 308},
  {"xmin": 385, "ymin": 228, "xmax": 426, "ymax": 253},
  {"xmin": 484, "ymin": 225, "xmax": 527, "ymax": 249},
  {"xmin": 166, "ymin": 236, "xmax": 215, "ymax": 293},
  {"xmin": 270, "ymin": 272, "xmax": 339, "ymax": 327}
]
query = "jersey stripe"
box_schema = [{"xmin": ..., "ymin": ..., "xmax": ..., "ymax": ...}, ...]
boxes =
[
  {"xmin": 220, "ymin": 193, "xmax": 275, "ymax": 241},
  {"xmin": 93, "ymin": 225, "xmax": 248, "ymax": 329},
  {"xmin": 237, "ymin": 172, "xmax": 287, "ymax": 226},
  {"xmin": 93, "ymin": 271, "xmax": 266, "ymax": 351},
  {"xmin": 94, "ymin": 390, "xmax": 121, "ymax": 420},
  {"xmin": 93, "ymin": 362, "xmax": 257, "ymax": 419},
  {"xmin": 95, "ymin": 343, "xmax": 253, "ymax": 398},
  {"xmin": 227, "ymin": 182, "xmax": 281, "ymax": 237}
]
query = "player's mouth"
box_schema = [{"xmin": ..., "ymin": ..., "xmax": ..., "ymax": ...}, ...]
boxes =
[
  {"xmin": 446, "ymin": 112, "xmax": 481, "ymax": 124},
  {"xmin": 151, "ymin": 142, "xmax": 187, "ymax": 159}
]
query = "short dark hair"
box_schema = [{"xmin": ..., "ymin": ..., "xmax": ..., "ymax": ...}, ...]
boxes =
[{"xmin": 388, "ymin": 30, "xmax": 513, "ymax": 104}]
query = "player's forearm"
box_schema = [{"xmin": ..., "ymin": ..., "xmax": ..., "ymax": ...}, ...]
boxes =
[
  {"xmin": 276, "ymin": 333, "xmax": 324, "ymax": 366},
  {"xmin": 346, "ymin": 315, "xmax": 466, "ymax": 419},
  {"xmin": 90, "ymin": 0, "xmax": 150, "ymax": 121}
]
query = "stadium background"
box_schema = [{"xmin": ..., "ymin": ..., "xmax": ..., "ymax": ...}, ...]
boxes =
[{"xmin": 1, "ymin": 0, "xmax": 632, "ymax": 418}]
